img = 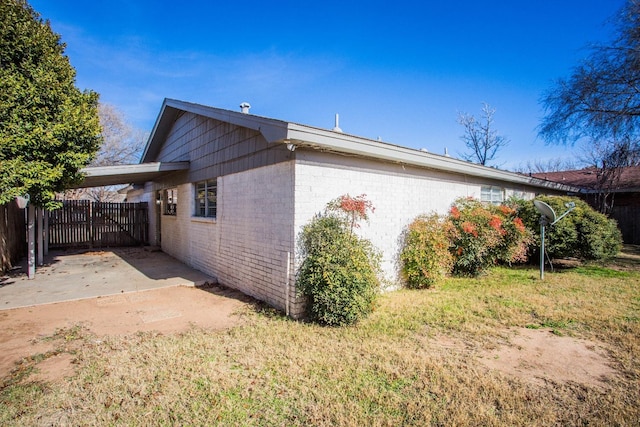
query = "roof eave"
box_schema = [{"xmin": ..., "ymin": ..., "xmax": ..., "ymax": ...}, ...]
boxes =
[
  {"xmin": 141, "ymin": 99, "xmax": 289, "ymax": 163},
  {"xmin": 284, "ymin": 125, "xmax": 580, "ymax": 193},
  {"xmin": 75, "ymin": 162, "xmax": 190, "ymax": 188}
]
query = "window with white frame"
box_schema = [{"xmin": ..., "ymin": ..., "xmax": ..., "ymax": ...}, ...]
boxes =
[
  {"xmin": 164, "ymin": 188, "xmax": 178, "ymax": 215},
  {"xmin": 195, "ymin": 179, "xmax": 217, "ymax": 218},
  {"xmin": 480, "ymin": 186, "xmax": 504, "ymax": 205}
]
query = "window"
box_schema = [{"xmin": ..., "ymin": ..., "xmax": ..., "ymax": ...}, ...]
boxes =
[
  {"xmin": 195, "ymin": 179, "xmax": 217, "ymax": 218},
  {"xmin": 164, "ymin": 188, "xmax": 178, "ymax": 215},
  {"xmin": 481, "ymin": 186, "xmax": 504, "ymax": 205}
]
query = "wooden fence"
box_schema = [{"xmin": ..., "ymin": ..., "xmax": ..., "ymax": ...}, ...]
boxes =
[
  {"xmin": 612, "ymin": 204, "xmax": 640, "ymax": 245},
  {"xmin": 48, "ymin": 201, "xmax": 149, "ymax": 248},
  {"xmin": 0, "ymin": 201, "xmax": 26, "ymax": 272}
]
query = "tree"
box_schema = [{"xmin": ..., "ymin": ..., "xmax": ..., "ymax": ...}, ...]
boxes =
[
  {"xmin": 457, "ymin": 103, "xmax": 509, "ymax": 166},
  {"xmin": 580, "ymin": 136, "xmax": 640, "ymax": 214},
  {"xmin": 0, "ymin": 0, "xmax": 101, "ymax": 210},
  {"xmin": 64, "ymin": 103, "xmax": 146, "ymax": 201},
  {"xmin": 539, "ymin": 1, "xmax": 640, "ymax": 214},
  {"xmin": 93, "ymin": 103, "xmax": 145, "ymax": 167},
  {"xmin": 513, "ymin": 158, "xmax": 579, "ymax": 174},
  {"xmin": 540, "ymin": 1, "xmax": 640, "ymax": 146}
]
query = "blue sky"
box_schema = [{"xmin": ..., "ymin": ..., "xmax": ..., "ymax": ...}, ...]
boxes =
[{"xmin": 30, "ymin": 0, "xmax": 626, "ymax": 169}]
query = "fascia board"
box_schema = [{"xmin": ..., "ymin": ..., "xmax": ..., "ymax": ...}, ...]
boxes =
[
  {"xmin": 141, "ymin": 99, "xmax": 174, "ymax": 163},
  {"xmin": 580, "ymin": 187, "xmax": 640, "ymax": 194},
  {"xmin": 164, "ymin": 99, "xmax": 290, "ymax": 143},
  {"xmin": 77, "ymin": 162, "xmax": 191, "ymax": 188},
  {"xmin": 84, "ymin": 162, "xmax": 190, "ymax": 176},
  {"xmin": 285, "ymin": 124, "xmax": 580, "ymax": 193},
  {"xmin": 142, "ymin": 99, "xmax": 289, "ymax": 163}
]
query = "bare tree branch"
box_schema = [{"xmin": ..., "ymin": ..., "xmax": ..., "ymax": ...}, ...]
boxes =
[
  {"xmin": 539, "ymin": 0, "xmax": 640, "ymax": 144},
  {"xmin": 64, "ymin": 103, "xmax": 147, "ymax": 202},
  {"xmin": 580, "ymin": 136, "xmax": 640, "ymax": 214},
  {"xmin": 512, "ymin": 158, "xmax": 580, "ymax": 174},
  {"xmin": 457, "ymin": 103, "xmax": 509, "ymax": 166},
  {"xmin": 539, "ymin": 1, "xmax": 640, "ymax": 214}
]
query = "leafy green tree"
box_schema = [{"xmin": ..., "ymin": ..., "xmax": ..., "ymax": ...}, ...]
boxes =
[{"xmin": 0, "ymin": 0, "xmax": 101, "ymax": 209}]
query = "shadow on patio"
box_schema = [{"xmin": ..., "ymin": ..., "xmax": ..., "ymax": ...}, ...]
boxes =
[{"xmin": 0, "ymin": 247, "xmax": 219, "ymax": 310}]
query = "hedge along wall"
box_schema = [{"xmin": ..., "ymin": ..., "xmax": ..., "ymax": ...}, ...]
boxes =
[{"xmin": 0, "ymin": 200, "xmax": 26, "ymax": 272}]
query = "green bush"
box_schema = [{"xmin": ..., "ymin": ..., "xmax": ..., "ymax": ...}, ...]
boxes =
[
  {"xmin": 448, "ymin": 198, "xmax": 532, "ymax": 277},
  {"xmin": 400, "ymin": 214, "xmax": 454, "ymax": 288},
  {"xmin": 296, "ymin": 196, "xmax": 381, "ymax": 326},
  {"xmin": 400, "ymin": 199, "xmax": 532, "ymax": 283},
  {"xmin": 516, "ymin": 196, "xmax": 622, "ymax": 261}
]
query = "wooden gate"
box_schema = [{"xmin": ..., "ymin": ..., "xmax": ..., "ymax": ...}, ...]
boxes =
[
  {"xmin": 48, "ymin": 201, "xmax": 149, "ymax": 248},
  {"xmin": 0, "ymin": 200, "xmax": 26, "ymax": 272}
]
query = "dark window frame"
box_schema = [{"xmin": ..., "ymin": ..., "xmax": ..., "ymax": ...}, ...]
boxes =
[{"xmin": 194, "ymin": 179, "xmax": 217, "ymax": 219}]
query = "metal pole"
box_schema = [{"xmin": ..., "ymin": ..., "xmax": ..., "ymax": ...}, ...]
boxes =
[{"xmin": 540, "ymin": 221, "xmax": 545, "ymax": 280}]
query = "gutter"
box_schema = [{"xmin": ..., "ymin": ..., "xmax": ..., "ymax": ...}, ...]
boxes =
[{"xmin": 281, "ymin": 124, "xmax": 580, "ymax": 193}]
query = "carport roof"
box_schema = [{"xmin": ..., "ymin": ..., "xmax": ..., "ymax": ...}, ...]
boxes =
[{"xmin": 73, "ymin": 162, "xmax": 189, "ymax": 188}]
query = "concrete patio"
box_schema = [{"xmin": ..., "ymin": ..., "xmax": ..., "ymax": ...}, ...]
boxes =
[{"xmin": 0, "ymin": 247, "xmax": 215, "ymax": 310}]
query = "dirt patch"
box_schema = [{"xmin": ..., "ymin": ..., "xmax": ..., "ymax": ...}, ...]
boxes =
[
  {"xmin": 0, "ymin": 285, "xmax": 253, "ymax": 381},
  {"xmin": 477, "ymin": 328, "xmax": 617, "ymax": 388}
]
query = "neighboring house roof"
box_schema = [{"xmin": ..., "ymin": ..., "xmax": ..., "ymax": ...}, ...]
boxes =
[
  {"xmin": 140, "ymin": 98, "xmax": 579, "ymax": 193},
  {"xmin": 532, "ymin": 166, "xmax": 640, "ymax": 193}
]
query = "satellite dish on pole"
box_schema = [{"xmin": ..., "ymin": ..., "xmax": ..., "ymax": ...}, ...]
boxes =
[
  {"xmin": 533, "ymin": 199, "xmax": 576, "ymax": 280},
  {"xmin": 533, "ymin": 200, "xmax": 556, "ymax": 223}
]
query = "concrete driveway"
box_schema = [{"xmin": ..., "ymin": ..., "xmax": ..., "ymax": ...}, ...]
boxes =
[{"xmin": 0, "ymin": 247, "xmax": 215, "ymax": 310}]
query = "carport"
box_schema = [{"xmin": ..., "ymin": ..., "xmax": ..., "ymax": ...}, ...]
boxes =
[
  {"xmin": 22, "ymin": 162, "xmax": 188, "ymax": 279},
  {"xmin": 1, "ymin": 246, "xmax": 213, "ymax": 309}
]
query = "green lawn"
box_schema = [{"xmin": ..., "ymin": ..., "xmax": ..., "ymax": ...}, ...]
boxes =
[{"xmin": 2, "ymin": 252, "xmax": 639, "ymax": 426}]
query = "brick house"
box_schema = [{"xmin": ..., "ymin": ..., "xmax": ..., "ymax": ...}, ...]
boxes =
[{"xmin": 114, "ymin": 99, "xmax": 575, "ymax": 317}]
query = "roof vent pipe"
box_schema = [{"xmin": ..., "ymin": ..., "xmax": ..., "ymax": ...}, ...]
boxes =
[
  {"xmin": 333, "ymin": 113, "xmax": 343, "ymax": 133},
  {"xmin": 240, "ymin": 102, "xmax": 251, "ymax": 114}
]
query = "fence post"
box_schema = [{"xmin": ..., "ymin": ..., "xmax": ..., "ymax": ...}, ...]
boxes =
[
  {"xmin": 37, "ymin": 207, "xmax": 44, "ymax": 266},
  {"xmin": 27, "ymin": 205, "xmax": 35, "ymax": 279},
  {"xmin": 44, "ymin": 209, "xmax": 49, "ymax": 255},
  {"xmin": 89, "ymin": 201, "xmax": 94, "ymax": 248}
]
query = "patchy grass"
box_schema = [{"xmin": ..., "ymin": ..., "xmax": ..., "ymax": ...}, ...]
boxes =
[{"xmin": 1, "ymin": 252, "xmax": 639, "ymax": 426}]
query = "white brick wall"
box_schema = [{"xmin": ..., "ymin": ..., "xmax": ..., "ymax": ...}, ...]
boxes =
[
  {"xmin": 215, "ymin": 161, "xmax": 295, "ymax": 313},
  {"xmin": 131, "ymin": 162, "xmax": 299, "ymax": 315},
  {"xmin": 293, "ymin": 151, "xmax": 539, "ymax": 288}
]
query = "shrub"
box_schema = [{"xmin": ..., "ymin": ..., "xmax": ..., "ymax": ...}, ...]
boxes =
[
  {"xmin": 448, "ymin": 198, "xmax": 532, "ymax": 277},
  {"xmin": 400, "ymin": 214, "xmax": 454, "ymax": 288},
  {"xmin": 491, "ymin": 202, "xmax": 532, "ymax": 265},
  {"xmin": 326, "ymin": 193, "xmax": 375, "ymax": 232},
  {"xmin": 516, "ymin": 196, "xmax": 622, "ymax": 261},
  {"xmin": 400, "ymin": 199, "xmax": 532, "ymax": 283},
  {"xmin": 297, "ymin": 195, "xmax": 381, "ymax": 326}
]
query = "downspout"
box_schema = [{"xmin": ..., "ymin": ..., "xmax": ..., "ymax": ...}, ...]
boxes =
[{"xmin": 285, "ymin": 251, "xmax": 291, "ymax": 316}]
